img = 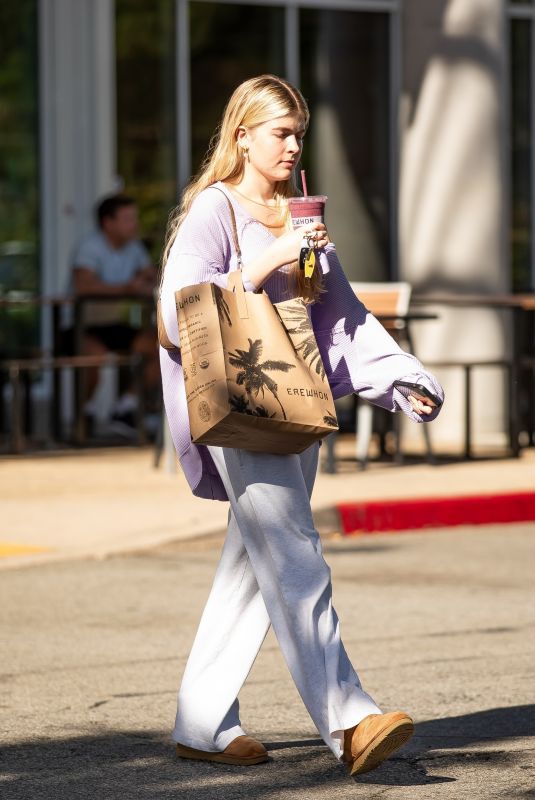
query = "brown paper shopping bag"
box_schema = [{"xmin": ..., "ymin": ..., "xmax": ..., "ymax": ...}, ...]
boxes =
[{"xmin": 176, "ymin": 272, "xmax": 338, "ymax": 454}]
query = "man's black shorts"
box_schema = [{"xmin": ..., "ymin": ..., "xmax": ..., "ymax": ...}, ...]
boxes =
[{"xmin": 60, "ymin": 324, "xmax": 138, "ymax": 355}]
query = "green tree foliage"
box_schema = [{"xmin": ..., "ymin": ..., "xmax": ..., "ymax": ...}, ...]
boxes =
[
  {"xmin": 0, "ymin": 1, "xmax": 39, "ymax": 280},
  {"xmin": 0, "ymin": 1, "xmax": 39, "ymax": 354}
]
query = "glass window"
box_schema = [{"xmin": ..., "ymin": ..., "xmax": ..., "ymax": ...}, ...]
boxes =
[
  {"xmin": 0, "ymin": 1, "xmax": 39, "ymax": 356},
  {"xmin": 190, "ymin": 2, "xmax": 285, "ymax": 172},
  {"xmin": 116, "ymin": 0, "xmax": 177, "ymax": 262},
  {"xmin": 300, "ymin": 10, "xmax": 391, "ymax": 281},
  {"xmin": 510, "ymin": 18, "xmax": 532, "ymax": 291}
]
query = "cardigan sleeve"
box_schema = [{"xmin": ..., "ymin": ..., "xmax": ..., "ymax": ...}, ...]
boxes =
[
  {"xmin": 312, "ymin": 245, "xmax": 444, "ymax": 423},
  {"xmin": 160, "ymin": 188, "xmax": 257, "ymax": 348}
]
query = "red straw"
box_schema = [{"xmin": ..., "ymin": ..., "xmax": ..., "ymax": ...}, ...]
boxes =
[{"xmin": 300, "ymin": 169, "xmax": 308, "ymax": 197}]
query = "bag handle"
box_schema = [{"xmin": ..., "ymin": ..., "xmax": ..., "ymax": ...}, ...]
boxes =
[
  {"xmin": 157, "ymin": 185, "xmax": 246, "ymax": 349},
  {"xmin": 209, "ymin": 186, "xmax": 243, "ymax": 269},
  {"xmin": 210, "ymin": 186, "xmax": 250, "ymax": 318},
  {"xmin": 227, "ymin": 270, "xmax": 249, "ymax": 319},
  {"xmin": 157, "ymin": 298, "xmax": 177, "ymax": 350}
]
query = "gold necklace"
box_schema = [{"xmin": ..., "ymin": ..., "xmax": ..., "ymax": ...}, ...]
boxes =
[
  {"xmin": 228, "ymin": 185, "xmax": 287, "ymax": 229},
  {"xmin": 230, "ymin": 185, "xmax": 281, "ymax": 210}
]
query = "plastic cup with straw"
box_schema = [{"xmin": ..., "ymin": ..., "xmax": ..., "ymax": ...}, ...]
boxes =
[{"xmin": 288, "ymin": 170, "xmax": 327, "ymax": 228}]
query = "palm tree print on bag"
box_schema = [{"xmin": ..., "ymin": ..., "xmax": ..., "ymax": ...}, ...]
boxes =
[
  {"xmin": 277, "ymin": 300, "xmax": 326, "ymax": 381},
  {"xmin": 213, "ymin": 285, "xmax": 232, "ymax": 327},
  {"xmin": 229, "ymin": 393, "xmax": 277, "ymax": 418},
  {"xmin": 229, "ymin": 394, "xmax": 251, "ymax": 414},
  {"xmin": 227, "ymin": 338, "xmax": 295, "ymax": 420},
  {"xmin": 252, "ymin": 405, "xmax": 276, "ymax": 418},
  {"xmin": 323, "ymin": 412, "xmax": 338, "ymax": 427}
]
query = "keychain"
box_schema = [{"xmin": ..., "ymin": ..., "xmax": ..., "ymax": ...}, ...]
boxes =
[
  {"xmin": 303, "ymin": 248, "xmax": 316, "ymax": 279},
  {"xmin": 299, "ymin": 233, "xmax": 318, "ymax": 280}
]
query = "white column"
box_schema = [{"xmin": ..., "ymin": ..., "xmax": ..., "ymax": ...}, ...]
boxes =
[
  {"xmin": 39, "ymin": 0, "xmax": 118, "ymax": 309},
  {"xmin": 176, "ymin": 0, "xmax": 191, "ymax": 193},
  {"xmin": 399, "ymin": 0, "xmax": 509, "ymax": 451}
]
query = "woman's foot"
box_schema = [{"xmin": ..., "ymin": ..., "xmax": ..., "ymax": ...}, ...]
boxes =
[
  {"xmin": 176, "ymin": 735, "xmax": 269, "ymax": 766},
  {"xmin": 343, "ymin": 711, "xmax": 414, "ymax": 776}
]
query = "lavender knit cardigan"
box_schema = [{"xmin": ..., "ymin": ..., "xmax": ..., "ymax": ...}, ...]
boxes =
[{"xmin": 160, "ymin": 182, "xmax": 444, "ymax": 501}]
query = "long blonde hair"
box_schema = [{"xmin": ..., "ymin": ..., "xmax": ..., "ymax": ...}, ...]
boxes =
[{"xmin": 162, "ymin": 74, "xmax": 323, "ymax": 302}]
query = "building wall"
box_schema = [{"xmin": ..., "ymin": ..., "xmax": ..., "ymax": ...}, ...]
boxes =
[
  {"xmin": 33, "ymin": 0, "xmax": 515, "ymax": 451},
  {"xmin": 399, "ymin": 0, "xmax": 510, "ymax": 450}
]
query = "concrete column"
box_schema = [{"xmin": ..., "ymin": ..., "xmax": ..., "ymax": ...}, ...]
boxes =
[
  {"xmin": 399, "ymin": 0, "xmax": 510, "ymax": 451},
  {"xmin": 39, "ymin": 0, "xmax": 117, "ymax": 304}
]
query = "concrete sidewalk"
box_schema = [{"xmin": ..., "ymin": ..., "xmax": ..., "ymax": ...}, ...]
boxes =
[{"xmin": 1, "ymin": 439, "xmax": 534, "ymax": 569}]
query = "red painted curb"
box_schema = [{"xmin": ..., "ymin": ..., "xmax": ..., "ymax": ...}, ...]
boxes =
[{"xmin": 337, "ymin": 492, "xmax": 535, "ymax": 534}]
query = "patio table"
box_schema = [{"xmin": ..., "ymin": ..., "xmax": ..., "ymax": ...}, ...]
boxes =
[{"xmin": 412, "ymin": 292, "xmax": 535, "ymax": 456}]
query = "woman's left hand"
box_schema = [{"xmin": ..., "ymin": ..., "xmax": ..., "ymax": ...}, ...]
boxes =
[
  {"xmin": 302, "ymin": 224, "xmax": 330, "ymax": 250},
  {"xmin": 408, "ymin": 395, "xmax": 434, "ymax": 416}
]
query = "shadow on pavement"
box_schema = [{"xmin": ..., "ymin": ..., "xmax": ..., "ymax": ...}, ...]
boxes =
[
  {"xmin": 352, "ymin": 704, "xmax": 535, "ymax": 785},
  {"xmin": 1, "ymin": 705, "xmax": 533, "ymax": 798}
]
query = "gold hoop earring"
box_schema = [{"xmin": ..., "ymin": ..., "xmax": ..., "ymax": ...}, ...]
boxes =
[{"xmin": 242, "ymin": 145, "xmax": 249, "ymax": 160}]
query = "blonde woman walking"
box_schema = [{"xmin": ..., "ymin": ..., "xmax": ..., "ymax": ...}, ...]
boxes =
[{"xmin": 159, "ymin": 75, "xmax": 443, "ymax": 776}]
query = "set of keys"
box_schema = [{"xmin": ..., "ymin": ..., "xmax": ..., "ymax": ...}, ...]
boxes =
[{"xmin": 298, "ymin": 233, "xmax": 318, "ymax": 280}]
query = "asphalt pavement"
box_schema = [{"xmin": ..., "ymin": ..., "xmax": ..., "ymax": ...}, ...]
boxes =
[{"xmin": 1, "ymin": 523, "xmax": 534, "ymax": 799}]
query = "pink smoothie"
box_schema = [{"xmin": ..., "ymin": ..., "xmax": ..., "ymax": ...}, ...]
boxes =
[{"xmin": 288, "ymin": 195, "xmax": 327, "ymax": 228}]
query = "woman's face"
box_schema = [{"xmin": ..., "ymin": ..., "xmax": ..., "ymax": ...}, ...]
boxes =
[{"xmin": 241, "ymin": 114, "xmax": 306, "ymax": 184}]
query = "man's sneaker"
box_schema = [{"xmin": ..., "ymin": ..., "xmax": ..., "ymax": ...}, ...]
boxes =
[{"xmin": 108, "ymin": 410, "xmax": 138, "ymax": 440}]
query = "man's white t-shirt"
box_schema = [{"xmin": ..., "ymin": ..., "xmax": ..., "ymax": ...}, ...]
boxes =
[{"xmin": 70, "ymin": 231, "xmax": 151, "ymax": 326}]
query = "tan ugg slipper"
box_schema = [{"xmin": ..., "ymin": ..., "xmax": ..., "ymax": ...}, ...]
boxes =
[
  {"xmin": 176, "ymin": 735, "xmax": 269, "ymax": 766},
  {"xmin": 343, "ymin": 711, "xmax": 414, "ymax": 776}
]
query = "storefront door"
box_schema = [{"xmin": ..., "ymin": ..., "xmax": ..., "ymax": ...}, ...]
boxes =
[
  {"xmin": 510, "ymin": 0, "xmax": 535, "ymax": 291},
  {"xmin": 115, "ymin": 0, "xmax": 396, "ymax": 279}
]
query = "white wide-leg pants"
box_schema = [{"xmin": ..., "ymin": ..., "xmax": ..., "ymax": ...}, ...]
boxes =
[{"xmin": 172, "ymin": 443, "xmax": 381, "ymax": 759}]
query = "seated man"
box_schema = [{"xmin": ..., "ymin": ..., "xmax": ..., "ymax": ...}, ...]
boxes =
[{"xmin": 69, "ymin": 194, "xmax": 159, "ymax": 433}]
